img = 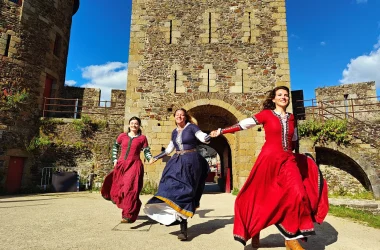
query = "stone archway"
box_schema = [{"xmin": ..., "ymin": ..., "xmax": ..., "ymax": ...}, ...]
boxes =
[
  {"xmin": 316, "ymin": 147, "xmax": 373, "ymax": 191},
  {"xmin": 187, "ymin": 104, "xmax": 238, "ymax": 192}
]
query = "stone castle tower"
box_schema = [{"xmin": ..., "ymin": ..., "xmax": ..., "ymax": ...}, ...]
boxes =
[
  {"xmin": 0, "ymin": 0, "xmax": 79, "ymax": 107},
  {"xmin": 0, "ymin": 0, "xmax": 79, "ymax": 189},
  {"xmin": 125, "ymin": 0, "xmax": 290, "ymax": 190}
]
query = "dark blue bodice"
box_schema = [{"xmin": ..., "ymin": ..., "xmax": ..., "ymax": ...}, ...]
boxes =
[{"xmin": 171, "ymin": 123, "xmax": 200, "ymax": 151}]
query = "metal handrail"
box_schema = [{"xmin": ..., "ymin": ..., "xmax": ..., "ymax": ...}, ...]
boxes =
[
  {"xmin": 42, "ymin": 97, "xmax": 125, "ymax": 118},
  {"xmin": 295, "ymin": 95, "xmax": 380, "ymax": 123}
]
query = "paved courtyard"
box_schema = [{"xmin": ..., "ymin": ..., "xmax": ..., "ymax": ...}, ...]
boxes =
[{"xmin": 1, "ymin": 192, "xmax": 379, "ymax": 250}]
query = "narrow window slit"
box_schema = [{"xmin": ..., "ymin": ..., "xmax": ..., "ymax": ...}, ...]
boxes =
[
  {"xmin": 248, "ymin": 12, "xmax": 252, "ymax": 43},
  {"xmin": 174, "ymin": 70, "xmax": 177, "ymax": 93},
  {"xmin": 209, "ymin": 12, "xmax": 212, "ymax": 43},
  {"xmin": 4, "ymin": 35, "xmax": 11, "ymax": 57},
  {"xmin": 169, "ymin": 20, "xmax": 173, "ymax": 44}
]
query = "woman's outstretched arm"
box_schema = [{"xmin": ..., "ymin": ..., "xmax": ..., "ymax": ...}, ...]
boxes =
[{"xmin": 210, "ymin": 117, "xmax": 257, "ymax": 137}]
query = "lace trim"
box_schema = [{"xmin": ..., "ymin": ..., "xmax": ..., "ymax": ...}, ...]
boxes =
[{"xmin": 271, "ymin": 110, "xmax": 290, "ymax": 151}]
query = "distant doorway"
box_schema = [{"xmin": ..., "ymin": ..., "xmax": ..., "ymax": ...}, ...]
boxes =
[
  {"xmin": 188, "ymin": 104, "xmax": 236, "ymax": 193},
  {"xmin": 6, "ymin": 156, "xmax": 25, "ymax": 193}
]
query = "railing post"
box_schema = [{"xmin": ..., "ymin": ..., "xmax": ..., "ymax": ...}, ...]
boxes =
[
  {"xmin": 74, "ymin": 98, "xmax": 78, "ymax": 119},
  {"xmin": 320, "ymin": 101, "xmax": 324, "ymax": 121},
  {"xmin": 43, "ymin": 97, "xmax": 46, "ymax": 117},
  {"xmin": 350, "ymin": 98, "xmax": 355, "ymax": 119}
]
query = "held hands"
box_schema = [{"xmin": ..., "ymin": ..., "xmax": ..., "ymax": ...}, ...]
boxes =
[
  {"xmin": 148, "ymin": 158, "xmax": 157, "ymax": 165},
  {"xmin": 210, "ymin": 129, "xmax": 221, "ymax": 138}
]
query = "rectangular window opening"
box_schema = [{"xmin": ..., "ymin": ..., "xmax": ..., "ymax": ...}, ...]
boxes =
[
  {"xmin": 53, "ymin": 33, "xmax": 62, "ymax": 57},
  {"xmin": 209, "ymin": 12, "xmax": 212, "ymax": 44},
  {"xmin": 4, "ymin": 35, "xmax": 11, "ymax": 57},
  {"xmin": 169, "ymin": 20, "xmax": 173, "ymax": 44},
  {"xmin": 9, "ymin": 0, "xmax": 21, "ymax": 5},
  {"xmin": 248, "ymin": 12, "xmax": 252, "ymax": 43},
  {"xmin": 207, "ymin": 69, "xmax": 210, "ymax": 93},
  {"xmin": 174, "ymin": 70, "xmax": 177, "ymax": 93}
]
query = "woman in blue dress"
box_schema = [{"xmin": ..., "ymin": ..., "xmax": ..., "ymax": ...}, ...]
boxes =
[{"xmin": 144, "ymin": 108, "xmax": 210, "ymax": 241}]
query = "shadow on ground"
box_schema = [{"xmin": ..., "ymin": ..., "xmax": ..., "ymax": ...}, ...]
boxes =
[{"xmin": 243, "ymin": 222, "xmax": 338, "ymax": 250}]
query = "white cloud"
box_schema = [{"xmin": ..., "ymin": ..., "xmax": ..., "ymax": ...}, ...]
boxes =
[
  {"xmin": 81, "ymin": 62, "xmax": 128, "ymax": 102},
  {"xmin": 297, "ymin": 46, "xmax": 303, "ymax": 51},
  {"xmin": 290, "ymin": 33, "xmax": 299, "ymax": 39},
  {"xmin": 65, "ymin": 80, "xmax": 77, "ymax": 86},
  {"xmin": 356, "ymin": 0, "xmax": 367, "ymax": 4},
  {"xmin": 340, "ymin": 38, "xmax": 380, "ymax": 89},
  {"xmin": 320, "ymin": 41, "xmax": 326, "ymax": 46},
  {"xmin": 374, "ymin": 36, "xmax": 380, "ymax": 49}
]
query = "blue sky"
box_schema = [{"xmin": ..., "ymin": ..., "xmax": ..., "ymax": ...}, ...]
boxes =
[{"xmin": 65, "ymin": 0, "xmax": 380, "ymax": 102}]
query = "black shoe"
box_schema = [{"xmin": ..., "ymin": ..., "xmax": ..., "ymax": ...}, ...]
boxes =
[{"xmin": 177, "ymin": 220, "xmax": 188, "ymax": 241}]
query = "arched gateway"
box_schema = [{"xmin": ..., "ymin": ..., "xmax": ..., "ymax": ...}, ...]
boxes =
[{"xmin": 125, "ymin": 0, "xmax": 291, "ymax": 191}]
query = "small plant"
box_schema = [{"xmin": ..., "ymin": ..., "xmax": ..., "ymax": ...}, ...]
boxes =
[
  {"xmin": 72, "ymin": 115, "xmax": 107, "ymax": 138},
  {"xmin": 3, "ymin": 89, "xmax": 29, "ymax": 110},
  {"xmin": 27, "ymin": 135, "xmax": 52, "ymax": 151},
  {"xmin": 232, "ymin": 187, "xmax": 240, "ymax": 196},
  {"xmin": 140, "ymin": 180, "xmax": 158, "ymax": 195}
]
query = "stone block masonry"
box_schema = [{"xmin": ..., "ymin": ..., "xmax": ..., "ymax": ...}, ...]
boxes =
[{"xmin": 126, "ymin": 0, "xmax": 291, "ymax": 189}]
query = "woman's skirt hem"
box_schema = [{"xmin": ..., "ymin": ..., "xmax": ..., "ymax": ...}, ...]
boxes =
[{"xmin": 155, "ymin": 195, "xmax": 194, "ymax": 217}]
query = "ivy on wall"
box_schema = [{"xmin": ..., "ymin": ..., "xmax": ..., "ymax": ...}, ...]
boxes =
[{"xmin": 298, "ymin": 119, "xmax": 351, "ymax": 145}]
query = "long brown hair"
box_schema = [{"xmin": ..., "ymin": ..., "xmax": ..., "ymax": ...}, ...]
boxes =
[
  {"xmin": 173, "ymin": 108, "xmax": 193, "ymax": 125},
  {"xmin": 262, "ymin": 86, "xmax": 290, "ymax": 110}
]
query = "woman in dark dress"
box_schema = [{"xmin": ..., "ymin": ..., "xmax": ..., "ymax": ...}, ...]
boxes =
[
  {"xmin": 144, "ymin": 108, "xmax": 210, "ymax": 241},
  {"xmin": 101, "ymin": 116, "xmax": 153, "ymax": 223},
  {"xmin": 211, "ymin": 86, "xmax": 328, "ymax": 250}
]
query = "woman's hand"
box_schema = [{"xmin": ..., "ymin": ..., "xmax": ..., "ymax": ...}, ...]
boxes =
[
  {"xmin": 149, "ymin": 158, "xmax": 157, "ymax": 165},
  {"xmin": 210, "ymin": 129, "xmax": 221, "ymax": 137}
]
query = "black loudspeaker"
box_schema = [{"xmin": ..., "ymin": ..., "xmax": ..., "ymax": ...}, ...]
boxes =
[
  {"xmin": 291, "ymin": 90, "xmax": 306, "ymax": 120},
  {"xmin": 52, "ymin": 171, "xmax": 78, "ymax": 192}
]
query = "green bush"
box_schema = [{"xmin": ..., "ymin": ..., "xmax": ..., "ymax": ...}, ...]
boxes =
[
  {"xmin": 27, "ymin": 135, "xmax": 52, "ymax": 151},
  {"xmin": 140, "ymin": 180, "xmax": 158, "ymax": 195},
  {"xmin": 3, "ymin": 89, "xmax": 29, "ymax": 110},
  {"xmin": 298, "ymin": 119, "xmax": 351, "ymax": 145},
  {"xmin": 72, "ymin": 115, "xmax": 107, "ymax": 138}
]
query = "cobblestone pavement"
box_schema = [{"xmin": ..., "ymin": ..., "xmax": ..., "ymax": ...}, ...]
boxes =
[{"xmin": 0, "ymin": 192, "xmax": 379, "ymax": 250}]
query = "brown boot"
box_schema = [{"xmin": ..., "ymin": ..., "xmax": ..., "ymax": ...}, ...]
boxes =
[
  {"xmin": 285, "ymin": 240, "xmax": 305, "ymax": 250},
  {"xmin": 177, "ymin": 220, "xmax": 188, "ymax": 241},
  {"xmin": 120, "ymin": 217, "xmax": 132, "ymax": 223},
  {"xmin": 251, "ymin": 232, "xmax": 260, "ymax": 248}
]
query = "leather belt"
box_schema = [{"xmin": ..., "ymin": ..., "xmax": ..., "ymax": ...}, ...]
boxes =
[{"xmin": 175, "ymin": 148, "xmax": 197, "ymax": 155}]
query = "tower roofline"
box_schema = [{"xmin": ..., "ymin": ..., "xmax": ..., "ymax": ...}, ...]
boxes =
[{"xmin": 73, "ymin": 0, "xmax": 80, "ymax": 15}]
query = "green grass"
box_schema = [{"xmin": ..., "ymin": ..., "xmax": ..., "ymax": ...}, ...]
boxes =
[
  {"xmin": 329, "ymin": 205, "xmax": 380, "ymax": 229},
  {"xmin": 328, "ymin": 191, "xmax": 374, "ymax": 200}
]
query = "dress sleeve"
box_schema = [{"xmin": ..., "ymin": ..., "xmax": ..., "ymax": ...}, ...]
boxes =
[
  {"xmin": 112, "ymin": 135, "xmax": 122, "ymax": 164},
  {"xmin": 252, "ymin": 110, "xmax": 268, "ymax": 125},
  {"xmin": 153, "ymin": 141, "xmax": 175, "ymax": 160},
  {"xmin": 116, "ymin": 133, "xmax": 123, "ymax": 144},
  {"xmin": 292, "ymin": 127, "xmax": 298, "ymax": 141},
  {"xmin": 195, "ymin": 130, "xmax": 211, "ymax": 144},
  {"xmin": 191, "ymin": 124, "xmax": 210, "ymax": 144},
  {"xmin": 141, "ymin": 136, "xmax": 152, "ymax": 161},
  {"xmin": 220, "ymin": 117, "xmax": 257, "ymax": 135}
]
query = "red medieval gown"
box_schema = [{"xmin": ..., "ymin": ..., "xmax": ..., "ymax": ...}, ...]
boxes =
[
  {"xmin": 231, "ymin": 109, "xmax": 329, "ymax": 245},
  {"xmin": 101, "ymin": 133, "xmax": 149, "ymax": 222}
]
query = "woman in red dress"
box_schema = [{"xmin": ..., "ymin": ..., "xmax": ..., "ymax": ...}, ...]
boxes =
[
  {"xmin": 101, "ymin": 116, "xmax": 153, "ymax": 223},
  {"xmin": 211, "ymin": 86, "xmax": 328, "ymax": 250}
]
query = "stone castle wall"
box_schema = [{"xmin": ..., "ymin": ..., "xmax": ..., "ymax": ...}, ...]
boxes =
[
  {"xmin": 0, "ymin": 0, "xmax": 79, "ymax": 190},
  {"xmin": 127, "ymin": 0, "xmax": 290, "ymax": 189},
  {"xmin": 314, "ymin": 81, "xmax": 379, "ymax": 121}
]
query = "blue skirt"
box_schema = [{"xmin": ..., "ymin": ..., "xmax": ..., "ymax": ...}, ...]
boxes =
[{"xmin": 146, "ymin": 151, "xmax": 209, "ymax": 219}]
